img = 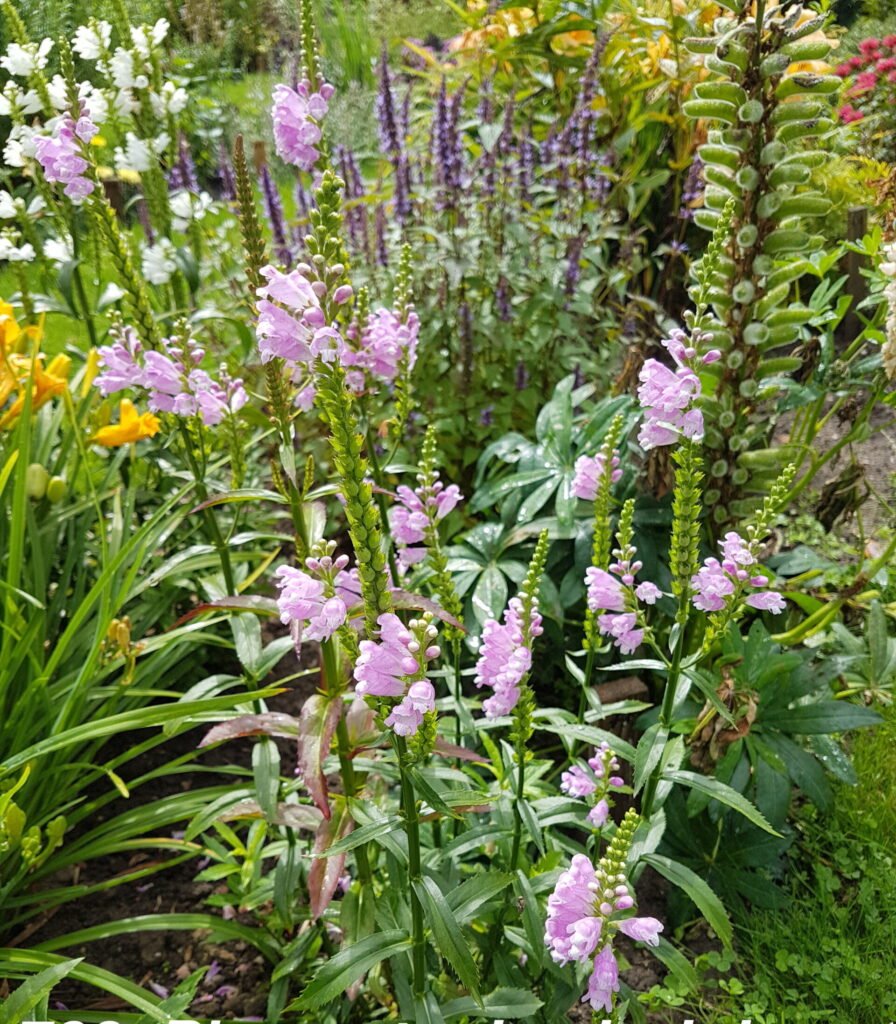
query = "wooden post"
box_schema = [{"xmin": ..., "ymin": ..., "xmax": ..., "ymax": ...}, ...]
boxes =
[{"xmin": 839, "ymin": 206, "xmax": 869, "ymax": 349}]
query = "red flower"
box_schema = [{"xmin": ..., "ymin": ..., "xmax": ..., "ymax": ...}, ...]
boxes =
[
  {"xmin": 877, "ymin": 57, "xmax": 896, "ymax": 72},
  {"xmin": 838, "ymin": 104, "xmax": 865, "ymax": 124},
  {"xmin": 850, "ymin": 55, "xmax": 866, "ymax": 69},
  {"xmin": 884, "ymin": 35, "xmax": 896, "ymax": 48},
  {"xmin": 854, "ymin": 70, "xmax": 878, "ymax": 92},
  {"xmin": 860, "ymin": 37, "xmax": 881, "ymax": 55}
]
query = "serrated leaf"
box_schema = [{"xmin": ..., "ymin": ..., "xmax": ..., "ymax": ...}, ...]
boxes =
[
  {"xmin": 298, "ymin": 693, "xmax": 343, "ymax": 819},
  {"xmin": 642, "ymin": 853, "xmax": 732, "ymax": 949},
  {"xmin": 442, "ymin": 987, "xmax": 544, "ymax": 1019},
  {"xmin": 293, "ymin": 929, "xmax": 410, "ymax": 1009},
  {"xmin": 414, "ymin": 876, "xmax": 480, "ymax": 999},
  {"xmin": 308, "ymin": 800, "xmax": 354, "ymax": 919},
  {"xmin": 664, "ymin": 769, "xmax": 780, "ymax": 836}
]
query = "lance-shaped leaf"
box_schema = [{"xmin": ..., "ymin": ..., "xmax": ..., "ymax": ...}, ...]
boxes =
[
  {"xmin": 172, "ymin": 594, "xmax": 279, "ymax": 629},
  {"xmin": 433, "ymin": 738, "xmax": 487, "ymax": 763},
  {"xmin": 298, "ymin": 694, "xmax": 343, "ymax": 820},
  {"xmin": 220, "ymin": 798, "xmax": 322, "ymax": 831},
  {"xmin": 292, "ymin": 929, "xmax": 410, "ymax": 1009},
  {"xmin": 200, "ymin": 712, "xmax": 301, "ymax": 747},
  {"xmin": 308, "ymin": 798, "xmax": 355, "ymax": 920}
]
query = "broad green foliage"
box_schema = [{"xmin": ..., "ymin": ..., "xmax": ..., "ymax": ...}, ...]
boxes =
[{"xmin": 0, "ymin": 0, "xmax": 894, "ymax": 1019}]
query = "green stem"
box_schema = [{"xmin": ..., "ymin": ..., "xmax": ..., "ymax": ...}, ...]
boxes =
[
  {"xmin": 509, "ymin": 728, "xmax": 527, "ymax": 873},
  {"xmin": 365, "ymin": 426, "xmax": 400, "ymax": 585},
  {"xmin": 640, "ymin": 616, "xmax": 687, "ymax": 820},
  {"xmin": 177, "ymin": 423, "xmax": 236, "ymax": 594},
  {"xmin": 322, "ymin": 640, "xmax": 372, "ymax": 885},
  {"xmin": 396, "ymin": 735, "xmax": 426, "ymax": 997}
]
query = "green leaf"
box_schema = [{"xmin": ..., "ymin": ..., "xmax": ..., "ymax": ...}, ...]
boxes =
[
  {"xmin": 442, "ymin": 987, "xmax": 544, "ymax": 1019},
  {"xmin": 761, "ymin": 701, "xmax": 882, "ymax": 735},
  {"xmin": 514, "ymin": 870, "xmax": 545, "ymax": 970},
  {"xmin": 642, "ymin": 854, "xmax": 733, "ymax": 949},
  {"xmin": 446, "ymin": 871, "xmax": 513, "ymax": 923},
  {"xmin": 664, "ymin": 770, "xmax": 780, "ymax": 835},
  {"xmin": 0, "ymin": 957, "xmax": 82, "ymax": 1021},
  {"xmin": 633, "ymin": 723, "xmax": 669, "ymax": 794},
  {"xmin": 650, "ymin": 937, "xmax": 698, "ymax": 993},
  {"xmin": 0, "ymin": 949, "xmax": 165, "ymax": 1019},
  {"xmin": 293, "ymin": 929, "xmax": 411, "ymax": 1009},
  {"xmin": 413, "ymin": 876, "xmax": 481, "ymax": 999},
  {"xmin": 33, "ymin": 913, "xmax": 281, "ymax": 962}
]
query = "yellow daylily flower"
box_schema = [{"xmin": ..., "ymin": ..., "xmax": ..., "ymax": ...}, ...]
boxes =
[
  {"xmin": 0, "ymin": 302, "xmax": 42, "ymax": 357},
  {"xmin": 0, "ymin": 353, "xmax": 71, "ymax": 430},
  {"xmin": 82, "ymin": 347, "xmax": 101, "ymax": 397},
  {"xmin": 92, "ymin": 399, "xmax": 160, "ymax": 447}
]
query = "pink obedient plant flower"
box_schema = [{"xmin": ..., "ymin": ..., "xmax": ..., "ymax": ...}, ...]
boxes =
[
  {"xmin": 390, "ymin": 471, "xmax": 462, "ymax": 568},
  {"xmin": 271, "ymin": 79, "xmax": 334, "ymax": 171},
  {"xmin": 561, "ymin": 743, "xmax": 625, "ymax": 828},
  {"xmin": 572, "ymin": 450, "xmax": 622, "ymax": 501},
  {"xmin": 545, "ymin": 852, "xmax": 663, "ymax": 1012},
  {"xmin": 345, "ymin": 308, "xmax": 420, "ymax": 383},
  {"xmin": 276, "ymin": 550, "xmax": 362, "ymax": 643},
  {"xmin": 585, "ymin": 536, "xmax": 661, "ymax": 655},
  {"xmin": 637, "ymin": 328, "xmax": 719, "ymax": 450},
  {"xmin": 95, "ymin": 327, "xmax": 248, "ymax": 429},
  {"xmin": 256, "ymin": 264, "xmax": 345, "ymax": 366},
  {"xmin": 691, "ymin": 530, "xmax": 785, "ymax": 615},
  {"xmin": 33, "ymin": 111, "xmax": 98, "ymax": 202},
  {"xmin": 353, "ymin": 613, "xmax": 440, "ymax": 737},
  {"xmin": 475, "ymin": 594, "xmax": 543, "ymax": 718}
]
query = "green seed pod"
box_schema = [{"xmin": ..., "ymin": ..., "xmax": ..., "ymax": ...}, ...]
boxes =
[
  {"xmin": 768, "ymin": 163, "xmax": 811, "ymax": 187},
  {"xmin": 765, "ymin": 324, "xmax": 801, "ymax": 348},
  {"xmin": 774, "ymin": 195, "xmax": 832, "ymax": 219},
  {"xmin": 766, "ymin": 306, "xmax": 812, "ymax": 327},
  {"xmin": 736, "ymin": 166, "xmax": 760, "ymax": 192},
  {"xmin": 25, "ymin": 463, "xmax": 49, "ymax": 500},
  {"xmin": 771, "ymin": 100, "xmax": 827, "ymax": 125},
  {"xmin": 776, "ymin": 119, "xmax": 832, "ymax": 144},
  {"xmin": 704, "ymin": 165, "xmax": 739, "ymax": 196},
  {"xmin": 704, "ymin": 487, "xmax": 722, "ymax": 504},
  {"xmin": 760, "ymin": 140, "xmax": 787, "ymax": 165},
  {"xmin": 782, "ymin": 38, "xmax": 831, "ymax": 62},
  {"xmin": 738, "ymin": 99, "xmax": 764, "ymax": 123},
  {"xmin": 694, "ymin": 209, "xmax": 722, "ymax": 232},
  {"xmin": 731, "ymin": 467, "xmax": 750, "ymax": 486},
  {"xmin": 695, "ymin": 81, "xmax": 748, "ymax": 106},
  {"xmin": 786, "ymin": 13, "xmax": 827, "ymax": 41},
  {"xmin": 683, "ymin": 98, "xmax": 738, "ymax": 123},
  {"xmin": 726, "ymin": 349, "xmax": 746, "ymax": 368},
  {"xmin": 743, "ymin": 322, "xmax": 769, "ymax": 346},
  {"xmin": 777, "ymin": 74, "xmax": 840, "ymax": 99},
  {"xmin": 719, "ymin": 409, "xmax": 736, "ymax": 428},
  {"xmin": 757, "ymin": 356, "xmax": 803, "ymax": 377},
  {"xmin": 684, "ymin": 36, "xmax": 716, "ymax": 55},
  {"xmin": 713, "ymin": 504, "xmax": 729, "ymax": 524},
  {"xmin": 711, "ymin": 459, "xmax": 729, "ymax": 478},
  {"xmin": 755, "ymin": 283, "xmax": 791, "ymax": 319},
  {"xmin": 732, "ymin": 280, "xmax": 755, "ymax": 304},
  {"xmin": 756, "ymin": 193, "xmax": 783, "ymax": 219},
  {"xmin": 763, "ymin": 229, "xmax": 809, "ymax": 254},
  {"xmin": 752, "ymin": 255, "xmax": 774, "ymax": 276},
  {"xmin": 760, "ymin": 53, "xmax": 790, "ymax": 79},
  {"xmin": 698, "ymin": 143, "xmax": 742, "ymax": 170},
  {"xmin": 704, "ymin": 426, "xmax": 725, "ymax": 449},
  {"xmin": 46, "ymin": 476, "xmax": 67, "ymax": 503},
  {"xmin": 737, "ymin": 224, "xmax": 759, "ymax": 248},
  {"xmin": 739, "ymin": 379, "xmax": 758, "ymax": 398}
]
